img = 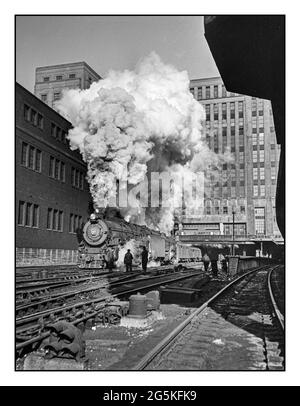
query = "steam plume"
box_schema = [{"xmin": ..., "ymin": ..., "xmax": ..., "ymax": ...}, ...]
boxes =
[{"xmin": 57, "ymin": 53, "xmax": 229, "ymax": 233}]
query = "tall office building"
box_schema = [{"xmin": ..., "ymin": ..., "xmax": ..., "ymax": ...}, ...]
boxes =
[
  {"xmin": 180, "ymin": 77, "xmax": 282, "ymax": 242},
  {"xmin": 34, "ymin": 61, "xmax": 101, "ymax": 108}
]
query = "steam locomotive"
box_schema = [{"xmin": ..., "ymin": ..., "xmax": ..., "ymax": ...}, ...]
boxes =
[{"xmin": 78, "ymin": 213, "xmax": 202, "ymax": 269}]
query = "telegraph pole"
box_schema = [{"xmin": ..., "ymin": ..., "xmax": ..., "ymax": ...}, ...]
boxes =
[{"xmin": 232, "ymin": 209, "xmax": 235, "ymax": 256}]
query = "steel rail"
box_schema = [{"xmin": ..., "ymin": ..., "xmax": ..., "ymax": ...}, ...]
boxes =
[
  {"xmin": 16, "ymin": 270, "xmax": 201, "ymax": 325},
  {"xmin": 16, "ymin": 266, "xmax": 200, "ymax": 316},
  {"xmin": 132, "ymin": 265, "xmax": 268, "ymax": 370},
  {"xmin": 16, "ymin": 269, "xmax": 202, "ymax": 349},
  {"xmin": 268, "ymin": 266, "xmax": 284, "ymax": 331}
]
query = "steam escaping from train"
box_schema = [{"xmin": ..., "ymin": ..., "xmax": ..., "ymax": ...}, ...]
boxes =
[{"xmin": 57, "ymin": 53, "xmax": 228, "ymax": 234}]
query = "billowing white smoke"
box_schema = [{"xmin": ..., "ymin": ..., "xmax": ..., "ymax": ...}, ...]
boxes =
[{"xmin": 57, "ymin": 53, "xmax": 228, "ymax": 234}]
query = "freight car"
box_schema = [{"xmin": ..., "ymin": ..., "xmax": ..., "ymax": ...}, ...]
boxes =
[{"xmin": 78, "ymin": 213, "xmax": 201, "ymax": 269}]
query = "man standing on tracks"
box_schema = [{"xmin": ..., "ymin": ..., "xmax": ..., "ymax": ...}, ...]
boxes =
[
  {"xmin": 211, "ymin": 251, "xmax": 219, "ymax": 279},
  {"xmin": 202, "ymin": 252, "xmax": 210, "ymax": 273},
  {"xmin": 124, "ymin": 249, "xmax": 133, "ymax": 272},
  {"xmin": 141, "ymin": 246, "xmax": 148, "ymax": 273}
]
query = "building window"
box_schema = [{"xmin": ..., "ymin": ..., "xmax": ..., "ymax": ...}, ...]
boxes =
[
  {"xmin": 43, "ymin": 77, "xmax": 50, "ymax": 82},
  {"xmin": 21, "ymin": 142, "xmax": 42, "ymax": 173},
  {"xmin": 47, "ymin": 208, "xmax": 52, "ymax": 229},
  {"xmin": 24, "ymin": 104, "xmax": 44, "ymax": 128},
  {"xmin": 222, "ymin": 103, "xmax": 227, "ymax": 119},
  {"xmin": 69, "ymin": 213, "xmax": 83, "ymax": 233},
  {"xmin": 205, "ymin": 105, "xmax": 210, "ymax": 121},
  {"xmin": 18, "ymin": 201, "xmax": 25, "ymax": 225},
  {"xmin": 205, "ymin": 86, "xmax": 210, "ymax": 99},
  {"xmin": 214, "ymin": 85, "xmax": 218, "ymax": 98},
  {"xmin": 25, "ymin": 203, "xmax": 32, "ymax": 226},
  {"xmin": 253, "ymin": 168, "xmax": 258, "ymax": 180},
  {"xmin": 58, "ymin": 210, "xmax": 64, "ymax": 231},
  {"xmin": 223, "ymin": 206, "xmax": 228, "ymax": 214},
  {"xmin": 49, "ymin": 156, "xmax": 65, "ymax": 182},
  {"xmin": 37, "ymin": 114, "xmax": 44, "ymax": 129},
  {"xmin": 62, "ymin": 130, "xmax": 67, "ymax": 144},
  {"xmin": 240, "ymin": 205, "xmax": 245, "ymax": 214},
  {"xmin": 253, "ymin": 150, "xmax": 258, "ymax": 162},
  {"xmin": 194, "ymin": 87, "xmax": 201, "ymax": 100},
  {"xmin": 255, "ymin": 207, "xmax": 265, "ymax": 234},
  {"xmin": 259, "ymin": 150, "xmax": 265, "ymax": 162},
  {"xmin": 21, "ymin": 202, "xmax": 39, "ymax": 228},
  {"xmin": 71, "ymin": 167, "xmax": 84, "ymax": 190},
  {"xmin": 28, "ymin": 146, "xmax": 35, "ymax": 169},
  {"xmin": 32, "ymin": 204, "xmax": 39, "ymax": 228},
  {"xmin": 215, "ymin": 206, "xmax": 220, "ymax": 215},
  {"xmin": 238, "ymin": 101, "xmax": 243, "ymax": 117},
  {"xmin": 69, "ymin": 73, "xmax": 76, "ymax": 79},
  {"xmin": 30, "ymin": 109, "xmax": 37, "ymax": 126},
  {"xmin": 230, "ymin": 102, "xmax": 235, "ymax": 118},
  {"xmin": 259, "ymin": 133, "xmax": 265, "ymax": 145},
  {"xmin": 253, "ymin": 185, "xmax": 259, "ymax": 197},
  {"xmin": 222, "ymin": 85, "xmax": 226, "ymax": 97},
  {"xmin": 53, "ymin": 92, "xmax": 60, "ymax": 101},
  {"xmin": 56, "ymin": 127, "xmax": 62, "ymax": 141},
  {"xmin": 24, "ymin": 104, "xmax": 30, "ymax": 121},
  {"xmin": 56, "ymin": 75, "xmax": 63, "ymax": 81},
  {"xmin": 260, "ymin": 185, "xmax": 265, "ymax": 196},
  {"xmin": 214, "ymin": 104, "xmax": 218, "ymax": 121},
  {"xmin": 47, "ymin": 208, "xmax": 64, "ymax": 231},
  {"xmin": 41, "ymin": 94, "xmax": 47, "ymax": 102},
  {"xmin": 206, "ymin": 207, "xmax": 211, "ymax": 215},
  {"xmin": 21, "ymin": 142, "xmax": 28, "ymax": 166}
]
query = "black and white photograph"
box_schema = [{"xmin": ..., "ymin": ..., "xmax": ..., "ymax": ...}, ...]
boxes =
[{"xmin": 13, "ymin": 13, "xmax": 287, "ymax": 377}]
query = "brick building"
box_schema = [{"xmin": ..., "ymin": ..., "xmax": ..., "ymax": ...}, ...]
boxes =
[
  {"xmin": 179, "ymin": 77, "xmax": 282, "ymax": 251},
  {"xmin": 16, "ymin": 83, "xmax": 92, "ymax": 265},
  {"xmin": 34, "ymin": 61, "xmax": 101, "ymax": 108}
]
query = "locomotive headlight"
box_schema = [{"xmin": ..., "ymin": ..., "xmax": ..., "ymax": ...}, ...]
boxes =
[{"xmin": 90, "ymin": 213, "xmax": 96, "ymax": 221}]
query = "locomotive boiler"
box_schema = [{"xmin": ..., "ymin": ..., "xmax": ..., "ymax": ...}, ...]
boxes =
[{"xmin": 78, "ymin": 213, "xmax": 201, "ymax": 269}]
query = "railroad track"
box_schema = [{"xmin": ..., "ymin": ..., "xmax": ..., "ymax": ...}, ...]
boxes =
[
  {"xmin": 16, "ymin": 272, "xmax": 133, "ymax": 303},
  {"xmin": 132, "ymin": 265, "xmax": 284, "ymax": 371},
  {"xmin": 15, "ymin": 266, "xmax": 203, "ymax": 358},
  {"xmin": 16, "ymin": 263, "xmax": 203, "ymax": 304}
]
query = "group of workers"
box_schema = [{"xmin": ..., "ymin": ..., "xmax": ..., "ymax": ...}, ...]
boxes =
[
  {"xmin": 124, "ymin": 246, "xmax": 148, "ymax": 273},
  {"xmin": 107, "ymin": 245, "xmax": 228, "ymax": 278},
  {"xmin": 202, "ymin": 252, "xmax": 228, "ymax": 278}
]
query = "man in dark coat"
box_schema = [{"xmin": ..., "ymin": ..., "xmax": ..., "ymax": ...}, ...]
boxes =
[
  {"xmin": 141, "ymin": 246, "xmax": 148, "ymax": 273},
  {"xmin": 124, "ymin": 249, "xmax": 133, "ymax": 272},
  {"xmin": 210, "ymin": 250, "xmax": 219, "ymax": 278},
  {"xmin": 202, "ymin": 252, "xmax": 210, "ymax": 273}
]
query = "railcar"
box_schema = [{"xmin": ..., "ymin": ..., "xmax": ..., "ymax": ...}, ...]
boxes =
[{"xmin": 78, "ymin": 213, "xmax": 201, "ymax": 269}]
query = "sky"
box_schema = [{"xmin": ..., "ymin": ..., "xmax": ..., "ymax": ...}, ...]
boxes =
[{"xmin": 16, "ymin": 15, "xmax": 220, "ymax": 92}]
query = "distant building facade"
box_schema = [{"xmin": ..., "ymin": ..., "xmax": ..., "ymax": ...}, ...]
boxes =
[
  {"xmin": 34, "ymin": 61, "xmax": 101, "ymax": 108},
  {"xmin": 178, "ymin": 77, "xmax": 282, "ymax": 247},
  {"xmin": 16, "ymin": 83, "xmax": 92, "ymax": 265}
]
